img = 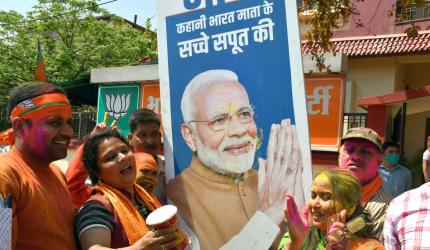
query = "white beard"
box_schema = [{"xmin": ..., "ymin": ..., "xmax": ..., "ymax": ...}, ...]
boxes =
[{"xmin": 195, "ymin": 134, "xmax": 256, "ymax": 175}]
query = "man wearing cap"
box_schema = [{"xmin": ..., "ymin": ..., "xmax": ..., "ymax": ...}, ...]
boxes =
[
  {"xmin": 339, "ymin": 127, "xmax": 392, "ymax": 242},
  {"xmin": 0, "ymin": 81, "xmax": 77, "ymax": 249}
]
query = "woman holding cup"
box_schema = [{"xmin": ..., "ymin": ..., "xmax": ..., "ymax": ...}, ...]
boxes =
[
  {"xmin": 278, "ymin": 169, "xmax": 384, "ymax": 250},
  {"xmin": 74, "ymin": 128, "xmax": 178, "ymax": 250}
]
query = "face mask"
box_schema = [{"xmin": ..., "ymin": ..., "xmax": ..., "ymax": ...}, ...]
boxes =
[{"xmin": 385, "ymin": 154, "xmax": 399, "ymax": 165}]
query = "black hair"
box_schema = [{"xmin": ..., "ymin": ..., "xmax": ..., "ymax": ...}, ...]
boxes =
[
  {"xmin": 83, "ymin": 128, "xmax": 130, "ymax": 185},
  {"xmin": 382, "ymin": 141, "xmax": 399, "ymax": 152},
  {"xmin": 7, "ymin": 81, "xmax": 66, "ymax": 122},
  {"xmin": 129, "ymin": 108, "xmax": 161, "ymax": 133}
]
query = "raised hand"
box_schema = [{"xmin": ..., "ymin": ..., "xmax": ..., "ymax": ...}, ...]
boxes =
[
  {"xmin": 90, "ymin": 119, "xmax": 118, "ymax": 136},
  {"xmin": 283, "ymin": 195, "xmax": 309, "ymax": 249},
  {"xmin": 257, "ymin": 119, "xmax": 304, "ymax": 225},
  {"xmin": 326, "ymin": 210, "xmax": 348, "ymax": 250},
  {"xmin": 90, "ymin": 123, "xmax": 107, "ymax": 135}
]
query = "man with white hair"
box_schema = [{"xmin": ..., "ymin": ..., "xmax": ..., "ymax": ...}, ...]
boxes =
[{"xmin": 167, "ymin": 69, "xmax": 304, "ymax": 249}]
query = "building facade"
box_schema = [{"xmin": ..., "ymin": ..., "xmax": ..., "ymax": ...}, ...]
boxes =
[{"xmin": 302, "ymin": 1, "xmax": 430, "ymax": 183}]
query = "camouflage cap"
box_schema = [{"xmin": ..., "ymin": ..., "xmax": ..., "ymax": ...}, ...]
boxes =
[{"xmin": 341, "ymin": 127, "xmax": 383, "ymax": 152}]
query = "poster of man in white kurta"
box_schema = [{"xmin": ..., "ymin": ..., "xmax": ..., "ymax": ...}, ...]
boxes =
[{"xmin": 156, "ymin": 0, "xmax": 312, "ymax": 249}]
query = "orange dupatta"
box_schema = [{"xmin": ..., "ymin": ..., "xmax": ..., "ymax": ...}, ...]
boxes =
[
  {"xmin": 348, "ymin": 237, "xmax": 384, "ymax": 250},
  {"xmin": 96, "ymin": 182, "xmax": 161, "ymax": 245},
  {"xmin": 361, "ymin": 174, "xmax": 382, "ymax": 204}
]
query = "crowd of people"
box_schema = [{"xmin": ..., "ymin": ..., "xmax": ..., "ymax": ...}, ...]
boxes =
[{"xmin": 0, "ymin": 80, "xmax": 429, "ymax": 250}]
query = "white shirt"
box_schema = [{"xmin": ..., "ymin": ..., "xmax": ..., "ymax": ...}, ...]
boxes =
[{"xmin": 423, "ymin": 149, "xmax": 430, "ymax": 161}]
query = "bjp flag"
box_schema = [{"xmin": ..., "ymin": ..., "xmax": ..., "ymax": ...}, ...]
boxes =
[
  {"xmin": 306, "ymin": 75, "xmax": 345, "ymax": 150},
  {"xmin": 35, "ymin": 40, "xmax": 48, "ymax": 82}
]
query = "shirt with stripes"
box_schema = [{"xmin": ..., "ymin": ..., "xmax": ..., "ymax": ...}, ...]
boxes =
[
  {"xmin": 384, "ymin": 182, "xmax": 430, "ymax": 250},
  {"xmin": 363, "ymin": 185, "xmax": 392, "ymax": 243}
]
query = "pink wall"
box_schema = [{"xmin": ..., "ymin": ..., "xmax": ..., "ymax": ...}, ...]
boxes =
[{"xmin": 332, "ymin": 0, "xmax": 430, "ymax": 38}]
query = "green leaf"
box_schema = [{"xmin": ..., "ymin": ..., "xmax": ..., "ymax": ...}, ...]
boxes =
[{"xmin": 0, "ymin": 0, "xmax": 157, "ymax": 107}]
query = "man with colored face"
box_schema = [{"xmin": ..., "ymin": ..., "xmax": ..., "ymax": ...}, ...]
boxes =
[
  {"xmin": 378, "ymin": 141, "xmax": 411, "ymax": 198},
  {"xmin": 0, "ymin": 81, "xmax": 77, "ymax": 250},
  {"xmin": 167, "ymin": 70, "xmax": 304, "ymax": 249},
  {"xmin": 338, "ymin": 127, "xmax": 391, "ymax": 242}
]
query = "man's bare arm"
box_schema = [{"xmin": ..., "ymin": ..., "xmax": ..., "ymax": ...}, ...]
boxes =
[{"xmin": 423, "ymin": 159, "xmax": 429, "ymax": 182}]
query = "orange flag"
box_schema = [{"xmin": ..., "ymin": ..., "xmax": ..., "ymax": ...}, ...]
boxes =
[
  {"xmin": 35, "ymin": 40, "xmax": 48, "ymax": 81},
  {"xmin": 0, "ymin": 128, "xmax": 14, "ymax": 145}
]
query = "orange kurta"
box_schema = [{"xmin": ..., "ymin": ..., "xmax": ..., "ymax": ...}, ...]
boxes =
[
  {"xmin": 167, "ymin": 156, "xmax": 258, "ymax": 250},
  {"xmin": 0, "ymin": 147, "xmax": 77, "ymax": 250}
]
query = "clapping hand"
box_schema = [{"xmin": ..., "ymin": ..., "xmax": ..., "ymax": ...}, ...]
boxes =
[{"xmin": 257, "ymin": 119, "xmax": 304, "ymax": 225}]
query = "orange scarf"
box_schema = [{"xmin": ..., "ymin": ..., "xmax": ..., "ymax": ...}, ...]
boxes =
[
  {"xmin": 361, "ymin": 174, "xmax": 382, "ymax": 203},
  {"xmin": 96, "ymin": 182, "xmax": 161, "ymax": 245},
  {"xmin": 348, "ymin": 237, "xmax": 384, "ymax": 250}
]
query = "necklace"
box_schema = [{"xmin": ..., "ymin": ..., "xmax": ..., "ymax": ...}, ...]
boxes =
[{"xmin": 132, "ymin": 195, "xmax": 151, "ymax": 218}]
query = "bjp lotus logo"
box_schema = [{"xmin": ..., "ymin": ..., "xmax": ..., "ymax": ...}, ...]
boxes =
[{"xmin": 105, "ymin": 93, "xmax": 131, "ymax": 120}]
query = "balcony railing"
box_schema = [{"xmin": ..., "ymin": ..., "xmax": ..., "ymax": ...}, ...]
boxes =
[
  {"xmin": 343, "ymin": 113, "xmax": 367, "ymax": 135},
  {"xmin": 396, "ymin": 0, "xmax": 430, "ymax": 23}
]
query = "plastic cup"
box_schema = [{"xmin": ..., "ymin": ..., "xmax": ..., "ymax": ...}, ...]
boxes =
[{"xmin": 146, "ymin": 205, "xmax": 191, "ymax": 250}]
